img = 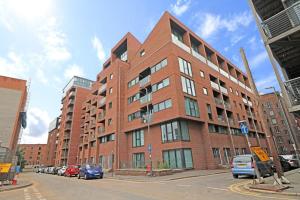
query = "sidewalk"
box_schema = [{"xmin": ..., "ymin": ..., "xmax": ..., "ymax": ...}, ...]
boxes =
[
  {"xmin": 244, "ymin": 169, "xmax": 300, "ymax": 196},
  {"xmin": 0, "ymin": 174, "xmax": 33, "ymax": 192},
  {"xmin": 104, "ymin": 169, "xmax": 230, "ymax": 182}
]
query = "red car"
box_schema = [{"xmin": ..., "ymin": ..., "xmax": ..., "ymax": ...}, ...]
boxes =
[{"xmin": 64, "ymin": 165, "xmax": 80, "ymax": 177}]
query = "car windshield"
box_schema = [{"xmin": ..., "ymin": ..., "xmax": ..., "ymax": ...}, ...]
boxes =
[{"xmin": 233, "ymin": 156, "xmax": 252, "ymax": 163}]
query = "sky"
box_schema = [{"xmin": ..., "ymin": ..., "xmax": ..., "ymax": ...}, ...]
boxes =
[{"xmin": 0, "ymin": 0, "xmax": 281, "ymax": 144}]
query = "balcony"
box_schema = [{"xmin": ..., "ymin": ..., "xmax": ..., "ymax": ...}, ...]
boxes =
[
  {"xmin": 285, "ymin": 77, "xmax": 300, "ymax": 113},
  {"xmin": 99, "ymin": 83, "xmax": 107, "ymax": 94},
  {"xmin": 248, "ymin": 100, "xmax": 253, "ymax": 107},
  {"xmin": 90, "ymin": 107, "xmax": 97, "ymax": 116},
  {"xmin": 65, "ymin": 124, "xmax": 71, "ymax": 131},
  {"xmin": 90, "ymin": 120, "xmax": 96, "ymax": 129},
  {"xmin": 68, "ymin": 99, "xmax": 74, "ymax": 105},
  {"xmin": 242, "ymin": 98, "xmax": 248, "ymax": 104},
  {"xmin": 98, "ymin": 126, "xmax": 105, "ymax": 135},
  {"xmin": 139, "ymin": 76, "xmax": 151, "ymax": 88},
  {"xmin": 228, "ymin": 118, "xmax": 235, "ymax": 126},
  {"xmin": 98, "ymin": 97, "xmax": 106, "ymax": 107},
  {"xmin": 64, "ymin": 133, "xmax": 70, "ymax": 139},
  {"xmin": 214, "ymin": 97, "xmax": 223, "ymax": 106},
  {"xmin": 210, "ymin": 81, "xmax": 219, "ymax": 91},
  {"xmin": 219, "ymin": 68, "xmax": 229, "ymax": 78},
  {"xmin": 62, "ymin": 143, "xmax": 69, "ymax": 149},
  {"xmin": 220, "ymin": 86, "xmax": 228, "ymax": 94},
  {"xmin": 207, "ymin": 60, "xmax": 219, "ymax": 72},
  {"xmin": 217, "ymin": 115, "xmax": 225, "ymax": 123},
  {"xmin": 67, "ymin": 107, "xmax": 73, "ymax": 114},
  {"xmin": 91, "ymin": 96, "xmax": 97, "ymax": 105},
  {"xmin": 69, "ymin": 91, "xmax": 75, "ymax": 98},
  {"xmin": 98, "ymin": 111, "xmax": 106, "ymax": 122},
  {"xmin": 140, "ymin": 93, "xmax": 152, "ymax": 104},
  {"xmin": 261, "ymin": 1, "xmax": 300, "ymax": 40},
  {"xmin": 224, "ymin": 101, "xmax": 231, "ymax": 110},
  {"xmin": 65, "ymin": 115, "xmax": 72, "ymax": 122},
  {"xmin": 171, "ymin": 34, "xmax": 191, "ymax": 53},
  {"xmin": 191, "ymin": 49, "xmax": 206, "ymax": 64}
]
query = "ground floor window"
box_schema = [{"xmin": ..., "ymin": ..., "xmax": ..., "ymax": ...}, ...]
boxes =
[
  {"xmin": 132, "ymin": 153, "xmax": 145, "ymax": 168},
  {"xmin": 163, "ymin": 148, "xmax": 193, "ymax": 169}
]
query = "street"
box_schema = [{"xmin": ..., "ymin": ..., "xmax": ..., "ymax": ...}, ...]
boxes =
[{"xmin": 0, "ymin": 172, "xmax": 297, "ymax": 200}]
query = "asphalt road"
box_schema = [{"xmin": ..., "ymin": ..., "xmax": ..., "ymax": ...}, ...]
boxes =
[{"xmin": 0, "ymin": 172, "xmax": 297, "ymax": 200}]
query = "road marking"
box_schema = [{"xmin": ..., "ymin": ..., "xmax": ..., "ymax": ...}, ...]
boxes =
[
  {"xmin": 207, "ymin": 186, "xmax": 229, "ymax": 191},
  {"xmin": 176, "ymin": 184, "xmax": 191, "ymax": 187}
]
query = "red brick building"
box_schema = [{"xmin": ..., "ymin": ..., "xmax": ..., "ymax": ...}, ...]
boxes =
[
  {"xmin": 261, "ymin": 92, "xmax": 300, "ymax": 154},
  {"xmin": 19, "ymin": 144, "xmax": 47, "ymax": 166},
  {"xmin": 55, "ymin": 76, "xmax": 93, "ymax": 166},
  {"xmin": 0, "ymin": 75, "xmax": 27, "ymax": 153},
  {"xmin": 45, "ymin": 117, "xmax": 60, "ymax": 166},
  {"xmin": 78, "ymin": 12, "xmax": 269, "ymax": 170}
]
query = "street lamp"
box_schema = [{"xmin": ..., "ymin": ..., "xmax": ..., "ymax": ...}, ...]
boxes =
[{"xmin": 265, "ymin": 86, "xmax": 300, "ymax": 166}]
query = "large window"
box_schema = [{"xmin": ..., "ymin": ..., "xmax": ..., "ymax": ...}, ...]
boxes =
[
  {"xmin": 133, "ymin": 153, "xmax": 145, "ymax": 168},
  {"xmin": 128, "ymin": 93, "xmax": 140, "ymax": 104},
  {"xmin": 161, "ymin": 120, "xmax": 189, "ymax": 143},
  {"xmin": 132, "ymin": 129, "xmax": 144, "ymax": 147},
  {"xmin": 152, "ymin": 78, "xmax": 170, "ymax": 92},
  {"xmin": 163, "ymin": 149, "xmax": 193, "ymax": 169},
  {"xmin": 151, "ymin": 59, "xmax": 168, "ymax": 74},
  {"xmin": 181, "ymin": 76, "xmax": 196, "ymax": 96},
  {"xmin": 207, "ymin": 104, "xmax": 213, "ymax": 120},
  {"xmin": 128, "ymin": 111, "xmax": 141, "ymax": 122},
  {"xmin": 184, "ymin": 97, "xmax": 199, "ymax": 117},
  {"xmin": 128, "ymin": 77, "xmax": 139, "ymax": 88},
  {"xmin": 178, "ymin": 57, "xmax": 192, "ymax": 77},
  {"xmin": 153, "ymin": 99, "xmax": 172, "ymax": 112}
]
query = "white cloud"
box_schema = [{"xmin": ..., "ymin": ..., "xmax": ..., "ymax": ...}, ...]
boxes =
[
  {"xmin": 249, "ymin": 51, "xmax": 268, "ymax": 69},
  {"xmin": 92, "ymin": 36, "xmax": 106, "ymax": 63},
  {"xmin": 64, "ymin": 64, "xmax": 85, "ymax": 80},
  {"xmin": 0, "ymin": 52, "xmax": 29, "ymax": 79},
  {"xmin": 230, "ymin": 34, "xmax": 246, "ymax": 47},
  {"xmin": 36, "ymin": 69, "xmax": 48, "ymax": 84},
  {"xmin": 171, "ymin": 0, "xmax": 191, "ymax": 16},
  {"xmin": 21, "ymin": 107, "xmax": 51, "ymax": 144},
  {"xmin": 38, "ymin": 17, "xmax": 71, "ymax": 62},
  {"xmin": 255, "ymin": 74, "xmax": 276, "ymax": 91},
  {"xmin": 196, "ymin": 11, "xmax": 253, "ymax": 39}
]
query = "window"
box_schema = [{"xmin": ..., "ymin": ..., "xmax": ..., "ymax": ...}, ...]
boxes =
[
  {"xmin": 109, "ymin": 102, "xmax": 112, "ymax": 109},
  {"xmin": 153, "ymin": 99, "xmax": 172, "ymax": 112},
  {"xmin": 128, "ymin": 77, "xmax": 139, "ymax": 88},
  {"xmin": 178, "ymin": 57, "xmax": 192, "ymax": 77},
  {"xmin": 208, "ymin": 124, "xmax": 228, "ymax": 134},
  {"xmin": 212, "ymin": 148, "xmax": 220, "ymax": 158},
  {"xmin": 200, "ymin": 70, "xmax": 205, "ymax": 78},
  {"xmin": 184, "ymin": 97, "xmax": 199, "ymax": 117},
  {"xmin": 271, "ymin": 119, "xmax": 277, "ymax": 124},
  {"xmin": 161, "ymin": 120, "xmax": 189, "ymax": 143},
  {"xmin": 152, "ymin": 78, "xmax": 170, "ymax": 92},
  {"xmin": 235, "ymin": 90, "xmax": 239, "ymax": 96},
  {"xmin": 128, "ymin": 93, "xmax": 140, "ymax": 104},
  {"xmin": 132, "ymin": 129, "xmax": 144, "ymax": 147},
  {"xmin": 181, "ymin": 76, "xmax": 196, "ymax": 96},
  {"xmin": 207, "ymin": 104, "xmax": 213, "ymax": 120},
  {"xmin": 203, "ymin": 87, "xmax": 208, "ymax": 95},
  {"xmin": 230, "ymin": 87, "xmax": 233, "ymax": 93},
  {"xmin": 163, "ymin": 149, "xmax": 193, "ymax": 169},
  {"xmin": 99, "ymin": 133, "xmax": 115, "ymax": 144},
  {"xmin": 108, "ymin": 118, "xmax": 112, "ymax": 126},
  {"xmin": 269, "ymin": 110, "xmax": 274, "ymax": 116},
  {"xmin": 110, "ymin": 74, "xmax": 113, "ymax": 80},
  {"xmin": 133, "ymin": 153, "xmax": 145, "ymax": 168},
  {"xmin": 140, "ymin": 50, "xmax": 145, "ymax": 57},
  {"xmin": 109, "ymin": 87, "xmax": 113, "ymax": 94},
  {"xmin": 128, "ymin": 111, "xmax": 141, "ymax": 122},
  {"xmin": 150, "ymin": 59, "xmax": 168, "ymax": 74}
]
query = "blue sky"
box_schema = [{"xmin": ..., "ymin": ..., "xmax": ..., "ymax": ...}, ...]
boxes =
[{"xmin": 0, "ymin": 0, "xmax": 280, "ymax": 143}]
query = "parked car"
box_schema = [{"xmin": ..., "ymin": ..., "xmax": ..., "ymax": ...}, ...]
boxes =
[
  {"xmin": 280, "ymin": 155, "xmax": 300, "ymax": 168},
  {"xmin": 53, "ymin": 167, "xmax": 61, "ymax": 175},
  {"xmin": 78, "ymin": 164, "xmax": 103, "ymax": 180},
  {"xmin": 36, "ymin": 167, "xmax": 44, "ymax": 173},
  {"xmin": 65, "ymin": 165, "xmax": 80, "ymax": 177},
  {"xmin": 231, "ymin": 154, "xmax": 273, "ymax": 179},
  {"xmin": 48, "ymin": 167, "xmax": 55, "ymax": 174},
  {"xmin": 57, "ymin": 166, "xmax": 67, "ymax": 176},
  {"xmin": 278, "ymin": 156, "xmax": 292, "ymax": 172}
]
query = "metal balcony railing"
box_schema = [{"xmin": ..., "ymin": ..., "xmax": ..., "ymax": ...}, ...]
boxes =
[
  {"xmin": 139, "ymin": 76, "xmax": 151, "ymax": 87},
  {"xmin": 285, "ymin": 77, "xmax": 300, "ymax": 107},
  {"xmin": 262, "ymin": 1, "xmax": 300, "ymax": 39}
]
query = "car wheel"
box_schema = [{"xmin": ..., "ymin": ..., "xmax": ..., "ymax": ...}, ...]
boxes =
[
  {"xmin": 84, "ymin": 174, "xmax": 88, "ymax": 180},
  {"xmin": 233, "ymin": 174, "xmax": 238, "ymax": 179}
]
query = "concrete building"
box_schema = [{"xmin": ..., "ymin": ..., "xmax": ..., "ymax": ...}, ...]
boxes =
[
  {"xmin": 78, "ymin": 12, "xmax": 269, "ymax": 171},
  {"xmin": 261, "ymin": 92, "xmax": 300, "ymax": 154},
  {"xmin": 55, "ymin": 76, "xmax": 93, "ymax": 166},
  {"xmin": 19, "ymin": 144, "xmax": 47, "ymax": 166},
  {"xmin": 45, "ymin": 117, "xmax": 60, "ymax": 166},
  {"xmin": 0, "ymin": 75, "xmax": 27, "ymax": 153}
]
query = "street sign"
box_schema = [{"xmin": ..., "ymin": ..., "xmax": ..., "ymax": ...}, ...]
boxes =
[
  {"xmin": 148, "ymin": 144, "xmax": 152, "ymax": 153},
  {"xmin": 239, "ymin": 121, "xmax": 249, "ymax": 135},
  {"xmin": 0, "ymin": 163, "xmax": 12, "ymax": 173},
  {"xmin": 251, "ymin": 146, "xmax": 270, "ymax": 162}
]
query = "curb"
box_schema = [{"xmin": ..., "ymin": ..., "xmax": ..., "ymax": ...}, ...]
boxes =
[
  {"xmin": 243, "ymin": 184, "xmax": 300, "ymax": 197},
  {"xmin": 0, "ymin": 182, "xmax": 33, "ymax": 192}
]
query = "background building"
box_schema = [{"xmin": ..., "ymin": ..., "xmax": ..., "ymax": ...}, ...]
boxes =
[
  {"xmin": 0, "ymin": 75, "xmax": 27, "ymax": 153},
  {"xmin": 261, "ymin": 92, "xmax": 300, "ymax": 154},
  {"xmin": 19, "ymin": 144, "xmax": 47, "ymax": 166},
  {"xmin": 55, "ymin": 76, "xmax": 93, "ymax": 166},
  {"xmin": 78, "ymin": 12, "xmax": 269, "ymax": 171},
  {"xmin": 46, "ymin": 117, "xmax": 60, "ymax": 166}
]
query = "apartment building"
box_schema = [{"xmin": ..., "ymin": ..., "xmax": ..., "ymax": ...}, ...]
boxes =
[
  {"xmin": 45, "ymin": 117, "xmax": 60, "ymax": 166},
  {"xmin": 78, "ymin": 12, "xmax": 269, "ymax": 170},
  {"xmin": 55, "ymin": 76, "xmax": 93, "ymax": 166},
  {"xmin": 0, "ymin": 75, "xmax": 27, "ymax": 154},
  {"xmin": 261, "ymin": 92, "xmax": 300, "ymax": 154},
  {"xmin": 248, "ymin": 0, "xmax": 300, "ymax": 117},
  {"xmin": 19, "ymin": 144, "xmax": 47, "ymax": 166}
]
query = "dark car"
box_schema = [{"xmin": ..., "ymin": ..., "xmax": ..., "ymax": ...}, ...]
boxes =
[
  {"xmin": 78, "ymin": 164, "xmax": 103, "ymax": 180},
  {"xmin": 279, "ymin": 156, "xmax": 291, "ymax": 172}
]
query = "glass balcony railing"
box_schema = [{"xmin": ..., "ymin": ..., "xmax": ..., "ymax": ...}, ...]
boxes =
[
  {"xmin": 140, "ymin": 93, "xmax": 152, "ymax": 104},
  {"xmin": 99, "ymin": 83, "xmax": 107, "ymax": 94},
  {"xmin": 139, "ymin": 76, "xmax": 151, "ymax": 87},
  {"xmin": 98, "ymin": 97, "xmax": 106, "ymax": 107}
]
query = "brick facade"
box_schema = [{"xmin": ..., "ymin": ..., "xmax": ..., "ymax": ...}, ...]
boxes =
[{"xmin": 19, "ymin": 144, "xmax": 47, "ymax": 166}]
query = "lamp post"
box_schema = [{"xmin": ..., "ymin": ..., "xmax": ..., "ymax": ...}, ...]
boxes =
[{"xmin": 265, "ymin": 86, "xmax": 300, "ymax": 166}]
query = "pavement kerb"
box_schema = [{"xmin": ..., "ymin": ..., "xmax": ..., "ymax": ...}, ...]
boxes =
[
  {"xmin": 243, "ymin": 183, "xmax": 300, "ymax": 197},
  {"xmin": 0, "ymin": 182, "xmax": 33, "ymax": 192},
  {"xmin": 105, "ymin": 171, "xmax": 230, "ymax": 182}
]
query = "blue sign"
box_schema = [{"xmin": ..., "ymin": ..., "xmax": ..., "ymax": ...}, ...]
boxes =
[
  {"xmin": 148, "ymin": 144, "xmax": 152, "ymax": 153},
  {"xmin": 240, "ymin": 123, "xmax": 249, "ymax": 135}
]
